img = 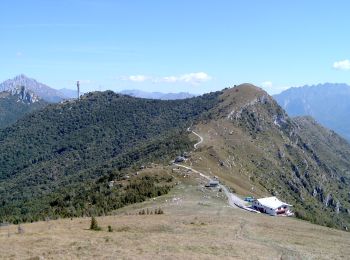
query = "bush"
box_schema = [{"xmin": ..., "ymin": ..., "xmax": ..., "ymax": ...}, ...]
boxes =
[
  {"xmin": 155, "ymin": 208, "xmax": 164, "ymax": 214},
  {"xmin": 108, "ymin": 225, "xmax": 113, "ymax": 232},
  {"xmin": 18, "ymin": 224, "xmax": 25, "ymax": 234},
  {"xmin": 90, "ymin": 216, "xmax": 101, "ymax": 231}
]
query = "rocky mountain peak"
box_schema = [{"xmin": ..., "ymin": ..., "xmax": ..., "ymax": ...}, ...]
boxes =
[
  {"xmin": 0, "ymin": 75, "xmax": 67, "ymax": 102},
  {"xmin": 214, "ymin": 84, "xmax": 284, "ymax": 126}
]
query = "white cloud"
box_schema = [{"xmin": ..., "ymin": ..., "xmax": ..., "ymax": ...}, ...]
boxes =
[
  {"xmin": 120, "ymin": 75, "xmax": 149, "ymax": 82},
  {"xmin": 261, "ymin": 81, "xmax": 273, "ymax": 88},
  {"xmin": 333, "ymin": 60, "xmax": 350, "ymax": 71},
  {"xmin": 160, "ymin": 76, "xmax": 178, "ymax": 83},
  {"xmin": 120, "ymin": 72, "xmax": 212, "ymax": 85},
  {"xmin": 177, "ymin": 72, "xmax": 212, "ymax": 85}
]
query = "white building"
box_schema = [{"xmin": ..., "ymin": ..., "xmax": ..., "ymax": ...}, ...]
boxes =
[{"xmin": 252, "ymin": 196, "xmax": 293, "ymax": 216}]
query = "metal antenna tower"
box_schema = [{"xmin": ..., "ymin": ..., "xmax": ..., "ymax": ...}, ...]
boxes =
[{"xmin": 77, "ymin": 81, "xmax": 80, "ymax": 100}]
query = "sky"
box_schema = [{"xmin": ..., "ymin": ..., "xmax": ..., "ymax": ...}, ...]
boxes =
[{"xmin": 1, "ymin": 0, "xmax": 350, "ymax": 95}]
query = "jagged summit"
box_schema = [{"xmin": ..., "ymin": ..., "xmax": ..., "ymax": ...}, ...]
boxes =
[{"xmin": 0, "ymin": 75, "xmax": 67, "ymax": 102}]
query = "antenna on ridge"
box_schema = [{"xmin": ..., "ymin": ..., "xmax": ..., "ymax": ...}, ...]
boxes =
[{"xmin": 77, "ymin": 81, "xmax": 80, "ymax": 100}]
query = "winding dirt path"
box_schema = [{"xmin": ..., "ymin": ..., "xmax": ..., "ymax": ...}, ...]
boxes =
[{"xmin": 179, "ymin": 126, "xmax": 260, "ymax": 213}]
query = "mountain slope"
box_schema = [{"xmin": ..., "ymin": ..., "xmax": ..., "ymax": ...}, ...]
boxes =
[
  {"xmin": 119, "ymin": 89, "xmax": 195, "ymax": 100},
  {"xmin": 0, "ymin": 87, "xmax": 47, "ymax": 128},
  {"xmin": 0, "ymin": 75, "xmax": 67, "ymax": 102},
  {"xmin": 1, "ymin": 84, "xmax": 350, "ymax": 230},
  {"xmin": 185, "ymin": 84, "xmax": 350, "ymax": 229},
  {"xmin": 274, "ymin": 83, "xmax": 350, "ymax": 141},
  {"xmin": 0, "ymin": 90, "xmax": 221, "ymax": 222}
]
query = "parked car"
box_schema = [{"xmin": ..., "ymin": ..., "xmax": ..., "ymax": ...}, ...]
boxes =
[{"xmin": 244, "ymin": 196, "xmax": 255, "ymax": 202}]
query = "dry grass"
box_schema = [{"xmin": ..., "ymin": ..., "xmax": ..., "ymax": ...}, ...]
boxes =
[
  {"xmin": 187, "ymin": 121, "xmax": 270, "ymax": 198},
  {"xmin": 1, "ymin": 181, "xmax": 350, "ymax": 260}
]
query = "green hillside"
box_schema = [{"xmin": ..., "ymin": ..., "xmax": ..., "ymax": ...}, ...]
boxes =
[
  {"xmin": 0, "ymin": 91, "xmax": 47, "ymax": 128},
  {"xmin": 2, "ymin": 85, "xmax": 350, "ymax": 231},
  {"xmin": 0, "ymin": 90, "xmax": 222, "ymax": 222}
]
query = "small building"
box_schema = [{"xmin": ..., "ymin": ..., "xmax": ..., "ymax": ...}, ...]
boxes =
[
  {"xmin": 252, "ymin": 196, "xmax": 293, "ymax": 216},
  {"xmin": 174, "ymin": 156, "xmax": 186, "ymax": 163},
  {"xmin": 205, "ymin": 180, "xmax": 219, "ymax": 188}
]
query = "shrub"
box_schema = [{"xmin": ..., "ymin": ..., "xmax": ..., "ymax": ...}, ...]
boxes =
[
  {"xmin": 90, "ymin": 216, "xmax": 101, "ymax": 231},
  {"xmin": 18, "ymin": 224, "xmax": 24, "ymax": 234},
  {"xmin": 155, "ymin": 208, "xmax": 164, "ymax": 214},
  {"xmin": 108, "ymin": 225, "xmax": 113, "ymax": 232}
]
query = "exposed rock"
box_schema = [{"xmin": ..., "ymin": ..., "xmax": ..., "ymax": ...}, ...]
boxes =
[
  {"xmin": 291, "ymin": 164, "xmax": 300, "ymax": 178},
  {"xmin": 324, "ymin": 193, "xmax": 332, "ymax": 207},
  {"xmin": 10, "ymin": 86, "xmax": 39, "ymax": 103},
  {"xmin": 273, "ymin": 114, "xmax": 287, "ymax": 128},
  {"xmin": 336, "ymin": 200, "xmax": 341, "ymax": 214},
  {"xmin": 278, "ymin": 151, "xmax": 284, "ymax": 159}
]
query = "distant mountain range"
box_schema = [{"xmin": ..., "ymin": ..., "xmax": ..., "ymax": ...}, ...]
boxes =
[
  {"xmin": 274, "ymin": 83, "xmax": 350, "ymax": 141},
  {"xmin": 0, "ymin": 75, "xmax": 68, "ymax": 102},
  {"xmin": 0, "ymin": 75, "xmax": 194, "ymax": 102},
  {"xmin": 119, "ymin": 89, "xmax": 195, "ymax": 100}
]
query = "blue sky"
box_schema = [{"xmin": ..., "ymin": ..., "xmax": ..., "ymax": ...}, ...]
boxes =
[{"xmin": 1, "ymin": 0, "xmax": 350, "ymax": 94}]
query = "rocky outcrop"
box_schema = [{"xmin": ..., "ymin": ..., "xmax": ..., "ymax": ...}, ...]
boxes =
[{"xmin": 10, "ymin": 86, "xmax": 40, "ymax": 103}]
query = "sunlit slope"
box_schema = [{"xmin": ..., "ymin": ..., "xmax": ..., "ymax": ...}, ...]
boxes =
[{"xmin": 188, "ymin": 84, "xmax": 350, "ymax": 229}]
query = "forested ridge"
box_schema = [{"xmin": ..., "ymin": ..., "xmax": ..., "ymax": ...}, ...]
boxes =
[
  {"xmin": 0, "ymin": 91, "xmax": 47, "ymax": 128},
  {"xmin": 0, "ymin": 90, "xmax": 222, "ymax": 222}
]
